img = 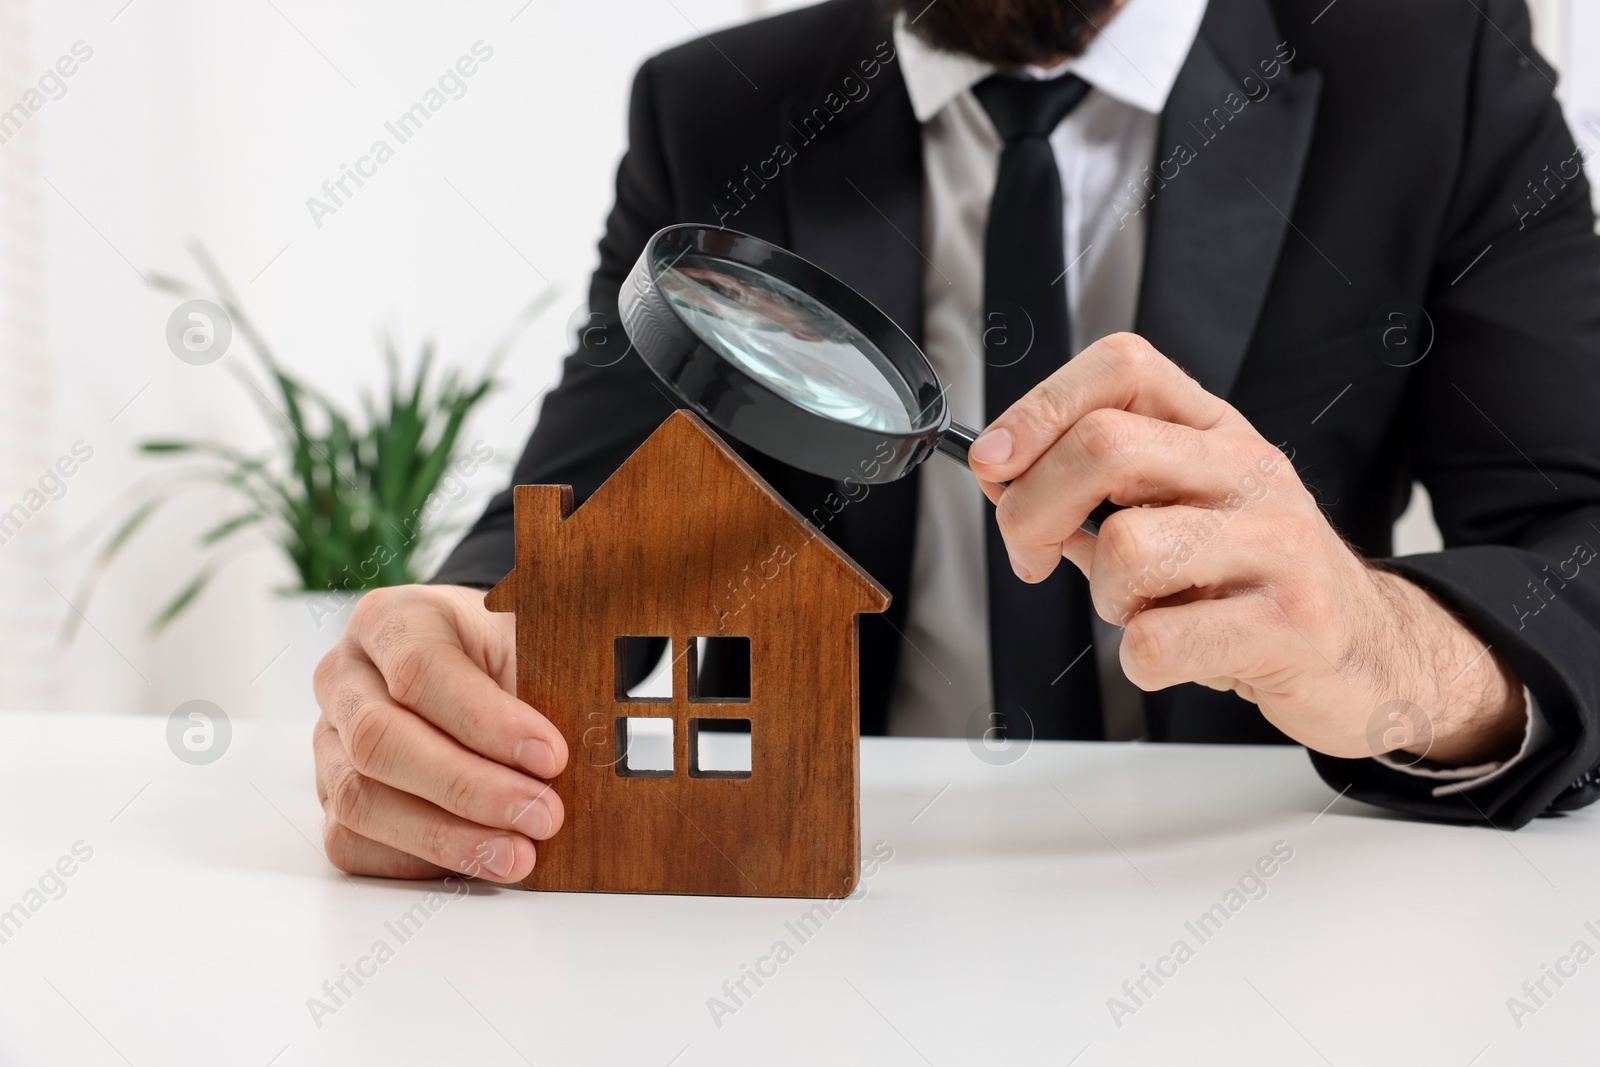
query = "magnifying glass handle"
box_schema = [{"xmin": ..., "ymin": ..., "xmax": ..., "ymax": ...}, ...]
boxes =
[{"xmin": 938, "ymin": 422, "xmax": 1121, "ymax": 537}]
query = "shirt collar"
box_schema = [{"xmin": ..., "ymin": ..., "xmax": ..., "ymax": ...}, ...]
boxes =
[{"xmin": 893, "ymin": 0, "xmax": 1209, "ymax": 122}]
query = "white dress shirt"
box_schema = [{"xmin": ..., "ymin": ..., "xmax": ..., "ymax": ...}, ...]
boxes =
[
  {"xmin": 884, "ymin": 0, "xmax": 1206, "ymax": 738},
  {"xmin": 881, "ymin": 0, "xmax": 1547, "ymax": 792}
]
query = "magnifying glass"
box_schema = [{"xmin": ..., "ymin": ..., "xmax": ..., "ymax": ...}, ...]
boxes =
[{"xmin": 619, "ymin": 224, "xmax": 1119, "ymax": 536}]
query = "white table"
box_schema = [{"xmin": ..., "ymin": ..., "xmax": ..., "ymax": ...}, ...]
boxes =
[{"xmin": 0, "ymin": 712, "xmax": 1594, "ymax": 1066}]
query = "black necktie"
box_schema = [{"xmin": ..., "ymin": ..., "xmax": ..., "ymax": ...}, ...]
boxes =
[{"xmin": 973, "ymin": 73, "xmax": 1102, "ymax": 741}]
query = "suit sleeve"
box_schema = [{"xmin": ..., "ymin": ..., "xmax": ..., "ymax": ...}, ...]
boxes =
[
  {"xmin": 1308, "ymin": 0, "xmax": 1600, "ymax": 827},
  {"xmin": 428, "ymin": 58, "xmax": 681, "ymax": 589}
]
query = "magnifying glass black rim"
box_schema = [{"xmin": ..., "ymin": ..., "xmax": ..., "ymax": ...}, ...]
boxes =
[{"xmin": 619, "ymin": 224, "xmax": 951, "ymax": 485}]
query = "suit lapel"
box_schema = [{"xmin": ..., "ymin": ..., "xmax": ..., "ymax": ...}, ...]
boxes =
[
  {"xmin": 1136, "ymin": 0, "xmax": 1323, "ymax": 400},
  {"xmin": 781, "ymin": 43, "xmax": 924, "ymax": 344}
]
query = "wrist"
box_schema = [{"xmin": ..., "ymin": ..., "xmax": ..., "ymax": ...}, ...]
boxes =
[{"xmin": 1366, "ymin": 568, "xmax": 1525, "ymax": 766}]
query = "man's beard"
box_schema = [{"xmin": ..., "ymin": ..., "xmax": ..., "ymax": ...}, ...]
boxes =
[{"xmin": 882, "ymin": 0, "xmax": 1122, "ymax": 68}]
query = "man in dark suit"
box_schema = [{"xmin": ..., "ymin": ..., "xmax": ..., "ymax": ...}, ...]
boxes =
[{"xmin": 310, "ymin": 0, "xmax": 1600, "ymax": 883}]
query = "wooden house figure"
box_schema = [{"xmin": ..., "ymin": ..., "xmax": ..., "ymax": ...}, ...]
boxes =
[{"xmin": 485, "ymin": 411, "xmax": 890, "ymax": 898}]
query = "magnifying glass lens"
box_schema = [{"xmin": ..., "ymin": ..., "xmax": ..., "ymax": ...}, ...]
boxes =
[{"xmin": 657, "ymin": 254, "xmax": 919, "ymax": 434}]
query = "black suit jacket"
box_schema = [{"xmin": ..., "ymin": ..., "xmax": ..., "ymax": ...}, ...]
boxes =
[{"xmin": 434, "ymin": 0, "xmax": 1600, "ymax": 828}]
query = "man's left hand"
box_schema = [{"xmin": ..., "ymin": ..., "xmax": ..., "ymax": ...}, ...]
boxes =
[{"xmin": 966, "ymin": 332, "xmax": 1526, "ymax": 765}]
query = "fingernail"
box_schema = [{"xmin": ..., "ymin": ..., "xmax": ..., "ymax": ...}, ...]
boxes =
[
  {"xmin": 514, "ymin": 738, "xmax": 557, "ymax": 778},
  {"xmin": 511, "ymin": 796, "xmax": 554, "ymax": 840},
  {"xmin": 477, "ymin": 836, "xmax": 516, "ymax": 879},
  {"xmin": 970, "ymin": 427, "xmax": 1013, "ymax": 465},
  {"xmin": 1010, "ymin": 554, "xmax": 1031, "ymax": 581}
]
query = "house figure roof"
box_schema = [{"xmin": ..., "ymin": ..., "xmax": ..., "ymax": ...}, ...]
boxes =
[{"xmin": 486, "ymin": 410, "xmax": 890, "ymax": 897}]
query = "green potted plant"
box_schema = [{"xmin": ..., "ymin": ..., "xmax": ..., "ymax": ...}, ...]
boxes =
[{"xmin": 68, "ymin": 245, "xmax": 556, "ymax": 650}]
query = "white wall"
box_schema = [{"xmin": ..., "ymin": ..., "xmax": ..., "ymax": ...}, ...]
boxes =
[
  {"xmin": 1541, "ymin": 0, "xmax": 1600, "ymax": 179},
  {"xmin": 4, "ymin": 1, "xmax": 1593, "ymax": 718}
]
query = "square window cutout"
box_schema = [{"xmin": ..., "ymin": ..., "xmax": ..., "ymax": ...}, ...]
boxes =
[
  {"xmin": 690, "ymin": 636, "xmax": 750, "ymax": 702},
  {"xmin": 615, "ymin": 636, "xmax": 672, "ymax": 701},
  {"xmin": 690, "ymin": 718, "xmax": 751, "ymax": 779},
  {"xmin": 615, "ymin": 717, "xmax": 674, "ymax": 777}
]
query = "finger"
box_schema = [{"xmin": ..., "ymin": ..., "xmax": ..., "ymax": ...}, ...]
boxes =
[
  {"xmin": 316, "ymin": 722, "xmax": 536, "ymax": 883},
  {"xmin": 322, "ymin": 819, "xmax": 453, "ymax": 880},
  {"xmin": 431, "ymin": 582, "xmax": 521, "ymax": 690},
  {"xmin": 1119, "ymin": 592, "xmax": 1289, "ymax": 692},
  {"xmin": 340, "ymin": 588, "xmax": 569, "ymax": 779},
  {"xmin": 314, "ymin": 715, "xmax": 339, "ymax": 807},
  {"xmin": 319, "ymin": 651, "xmax": 564, "ymax": 841},
  {"xmin": 995, "ymin": 412, "xmax": 1282, "ymax": 582},
  {"xmin": 1089, "ymin": 504, "xmax": 1284, "ymax": 624},
  {"xmin": 968, "ymin": 332, "xmax": 1244, "ymax": 484},
  {"xmin": 982, "ymin": 473, "xmax": 1101, "ymax": 583},
  {"xmin": 991, "ymin": 413, "xmax": 1251, "ymax": 583}
]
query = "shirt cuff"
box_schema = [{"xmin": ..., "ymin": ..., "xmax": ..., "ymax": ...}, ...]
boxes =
[{"xmin": 1373, "ymin": 686, "xmax": 1552, "ymax": 797}]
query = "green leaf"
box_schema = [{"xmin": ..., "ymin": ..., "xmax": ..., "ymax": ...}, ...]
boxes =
[
  {"xmin": 97, "ymin": 496, "xmax": 167, "ymax": 564},
  {"xmin": 58, "ymin": 496, "xmax": 168, "ymax": 641},
  {"xmin": 199, "ymin": 510, "xmax": 264, "ymax": 546},
  {"xmin": 150, "ymin": 565, "xmax": 218, "ymax": 634}
]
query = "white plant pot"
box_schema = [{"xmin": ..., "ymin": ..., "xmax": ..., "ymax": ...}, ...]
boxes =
[{"xmin": 249, "ymin": 590, "xmax": 361, "ymax": 720}]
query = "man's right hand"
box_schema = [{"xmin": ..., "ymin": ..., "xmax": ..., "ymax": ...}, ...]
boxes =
[{"xmin": 311, "ymin": 584, "xmax": 568, "ymax": 883}]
